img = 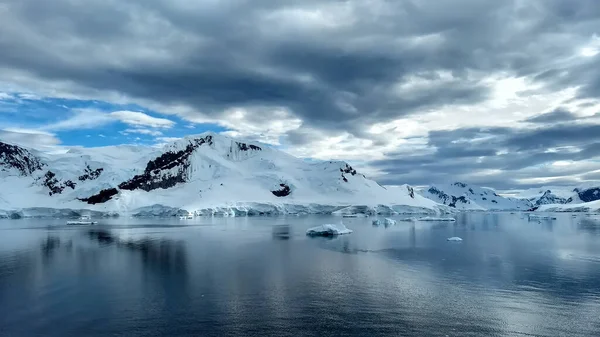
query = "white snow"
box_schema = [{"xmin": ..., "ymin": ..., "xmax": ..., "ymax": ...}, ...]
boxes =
[
  {"xmin": 0, "ymin": 132, "xmax": 451, "ymax": 218},
  {"xmin": 447, "ymin": 237, "xmax": 463, "ymax": 242},
  {"xmin": 306, "ymin": 223, "xmax": 353, "ymax": 236},
  {"xmin": 418, "ymin": 217, "xmax": 456, "ymax": 222}
]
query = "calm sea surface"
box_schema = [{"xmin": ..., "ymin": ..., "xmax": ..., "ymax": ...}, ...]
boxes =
[{"xmin": 1, "ymin": 213, "xmax": 600, "ymax": 336}]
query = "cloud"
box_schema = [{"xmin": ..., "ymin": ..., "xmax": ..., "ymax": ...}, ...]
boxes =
[
  {"xmin": 1, "ymin": 0, "xmax": 600, "ymax": 189},
  {"xmin": 525, "ymin": 108, "xmax": 578, "ymax": 124},
  {"xmin": 41, "ymin": 109, "xmax": 175, "ymax": 131},
  {"xmin": 0, "ymin": 128, "xmax": 61, "ymax": 149},
  {"xmin": 109, "ymin": 111, "xmax": 174, "ymax": 128},
  {"xmin": 371, "ymin": 123, "xmax": 600, "ymax": 189},
  {"xmin": 120, "ymin": 128, "xmax": 163, "ymax": 136}
]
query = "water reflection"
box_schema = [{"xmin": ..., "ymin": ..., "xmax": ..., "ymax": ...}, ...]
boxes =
[
  {"xmin": 1, "ymin": 215, "xmax": 600, "ymax": 336},
  {"xmin": 578, "ymin": 218, "xmax": 600, "ymax": 235}
]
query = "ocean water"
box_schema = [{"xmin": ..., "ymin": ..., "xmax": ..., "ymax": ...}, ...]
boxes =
[{"xmin": 1, "ymin": 213, "xmax": 600, "ymax": 336}]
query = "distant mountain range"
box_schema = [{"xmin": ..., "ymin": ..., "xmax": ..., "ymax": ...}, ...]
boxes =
[
  {"xmin": 417, "ymin": 183, "xmax": 600, "ymax": 212},
  {"xmin": 418, "ymin": 182, "xmax": 532, "ymax": 211},
  {"xmin": 3, "ymin": 133, "xmax": 600, "ymax": 218}
]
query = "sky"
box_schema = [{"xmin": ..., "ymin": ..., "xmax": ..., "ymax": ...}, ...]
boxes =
[{"xmin": 1, "ymin": 0, "xmax": 600, "ymax": 191}]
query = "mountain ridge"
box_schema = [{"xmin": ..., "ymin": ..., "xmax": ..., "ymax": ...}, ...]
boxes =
[{"xmin": 0, "ymin": 132, "xmax": 448, "ymax": 217}]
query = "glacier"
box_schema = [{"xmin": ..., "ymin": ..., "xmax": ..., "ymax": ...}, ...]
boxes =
[{"xmin": 0, "ymin": 132, "xmax": 452, "ymax": 218}]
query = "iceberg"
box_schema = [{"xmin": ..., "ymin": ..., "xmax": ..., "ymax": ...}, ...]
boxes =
[
  {"xmin": 306, "ymin": 223, "xmax": 353, "ymax": 236},
  {"xmin": 447, "ymin": 237, "xmax": 463, "ymax": 242},
  {"xmin": 372, "ymin": 218, "xmax": 397, "ymax": 226},
  {"xmin": 418, "ymin": 217, "xmax": 456, "ymax": 222}
]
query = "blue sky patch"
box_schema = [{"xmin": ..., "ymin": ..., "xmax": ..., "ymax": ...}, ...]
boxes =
[{"xmin": 0, "ymin": 92, "xmax": 229, "ymax": 147}]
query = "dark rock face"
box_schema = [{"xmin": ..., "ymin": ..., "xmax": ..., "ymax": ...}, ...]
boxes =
[
  {"xmin": 407, "ymin": 185, "xmax": 415, "ymax": 199},
  {"xmin": 120, "ymin": 136, "xmax": 213, "ymax": 192},
  {"xmin": 271, "ymin": 183, "xmax": 291, "ymax": 197},
  {"xmin": 453, "ymin": 182, "xmax": 467, "ymax": 188},
  {"xmin": 341, "ymin": 164, "xmax": 357, "ymax": 176},
  {"xmin": 575, "ymin": 187, "xmax": 600, "ymax": 203},
  {"xmin": 428, "ymin": 187, "xmax": 470, "ymax": 208},
  {"xmin": 0, "ymin": 142, "xmax": 44, "ymax": 176},
  {"xmin": 535, "ymin": 190, "xmax": 569, "ymax": 205},
  {"xmin": 340, "ymin": 163, "xmax": 357, "ymax": 183},
  {"xmin": 78, "ymin": 165, "xmax": 104, "ymax": 181},
  {"xmin": 449, "ymin": 196, "xmax": 469, "ymax": 208},
  {"xmin": 41, "ymin": 171, "xmax": 76, "ymax": 196},
  {"xmin": 236, "ymin": 142, "xmax": 261, "ymax": 151},
  {"xmin": 78, "ymin": 188, "xmax": 119, "ymax": 204}
]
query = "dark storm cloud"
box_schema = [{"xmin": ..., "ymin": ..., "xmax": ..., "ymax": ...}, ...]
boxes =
[
  {"xmin": 524, "ymin": 108, "xmax": 577, "ymax": 124},
  {"xmin": 373, "ymin": 123, "xmax": 600, "ymax": 189},
  {"xmin": 1, "ymin": 0, "xmax": 599, "ymax": 128},
  {"xmin": 2, "ymin": 0, "xmax": 600, "ymax": 189}
]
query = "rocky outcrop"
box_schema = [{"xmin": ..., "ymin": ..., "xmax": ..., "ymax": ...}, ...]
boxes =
[
  {"xmin": 78, "ymin": 188, "xmax": 119, "ymax": 204},
  {"xmin": 340, "ymin": 163, "xmax": 357, "ymax": 183},
  {"xmin": 119, "ymin": 136, "xmax": 213, "ymax": 192},
  {"xmin": 574, "ymin": 187, "xmax": 600, "ymax": 203},
  {"xmin": 0, "ymin": 142, "xmax": 44, "ymax": 176},
  {"xmin": 534, "ymin": 190, "xmax": 570, "ymax": 205},
  {"xmin": 41, "ymin": 171, "xmax": 76, "ymax": 196},
  {"xmin": 271, "ymin": 183, "xmax": 291, "ymax": 197},
  {"xmin": 236, "ymin": 142, "xmax": 261, "ymax": 151},
  {"xmin": 407, "ymin": 185, "xmax": 415, "ymax": 198},
  {"xmin": 78, "ymin": 165, "xmax": 104, "ymax": 182}
]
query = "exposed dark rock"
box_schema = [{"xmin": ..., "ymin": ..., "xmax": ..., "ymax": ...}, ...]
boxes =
[
  {"xmin": 468, "ymin": 188, "xmax": 474, "ymax": 194},
  {"xmin": 341, "ymin": 163, "xmax": 357, "ymax": 176},
  {"xmin": 78, "ymin": 188, "xmax": 119, "ymax": 204},
  {"xmin": 41, "ymin": 171, "xmax": 76, "ymax": 196},
  {"xmin": 0, "ymin": 141, "xmax": 44, "ymax": 175},
  {"xmin": 271, "ymin": 183, "xmax": 291, "ymax": 197},
  {"xmin": 407, "ymin": 185, "xmax": 415, "ymax": 199},
  {"xmin": 342, "ymin": 175, "xmax": 348, "ymax": 183},
  {"xmin": 78, "ymin": 165, "xmax": 104, "ymax": 181},
  {"xmin": 575, "ymin": 187, "xmax": 600, "ymax": 203},
  {"xmin": 120, "ymin": 136, "xmax": 212, "ymax": 192},
  {"xmin": 492, "ymin": 200, "xmax": 498, "ymax": 203},
  {"xmin": 236, "ymin": 142, "xmax": 261, "ymax": 151},
  {"xmin": 428, "ymin": 187, "xmax": 470, "ymax": 208},
  {"xmin": 453, "ymin": 182, "xmax": 467, "ymax": 188},
  {"xmin": 449, "ymin": 196, "xmax": 469, "ymax": 208},
  {"xmin": 535, "ymin": 190, "xmax": 569, "ymax": 205}
]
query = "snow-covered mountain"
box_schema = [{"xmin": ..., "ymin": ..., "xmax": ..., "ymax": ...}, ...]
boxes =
[
  {"xmin": 418, "ymin": 182, "xmax": 533, "ymax": 211},
  {"xmin": 0, "ymin": 133, "xmax": 449, "ymax": 217},
  {"xmin": 516, "ymin": 186, "xmax": 576, "ymax": 206}
]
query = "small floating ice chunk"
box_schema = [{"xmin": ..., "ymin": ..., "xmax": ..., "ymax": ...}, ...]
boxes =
[
  {"xmin": 528, "ymin": 214, "xmax": 557, "ymax": 220},
  {"xmin": 372, "ymin": 218, "xmax": 397, "ymax": 226},
  {"xmin": 447, "ymin": 237, "xmax": 463, "ymax": 242},
  {"xmin": 418, "ymin": 217, "xmax": 456, "ymax": 222},
  {"xmin": 306, "ymin": 223, "xmax": 353, "ymax": 236}
]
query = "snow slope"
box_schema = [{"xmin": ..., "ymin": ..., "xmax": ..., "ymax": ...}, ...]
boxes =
[
  {"xmin": 418, "ymin": 182, "xmax": 532, "ymax": 211},
  {"xmin": 0, "ymin": 133, "xmax": 450, "ymax": 217}
]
